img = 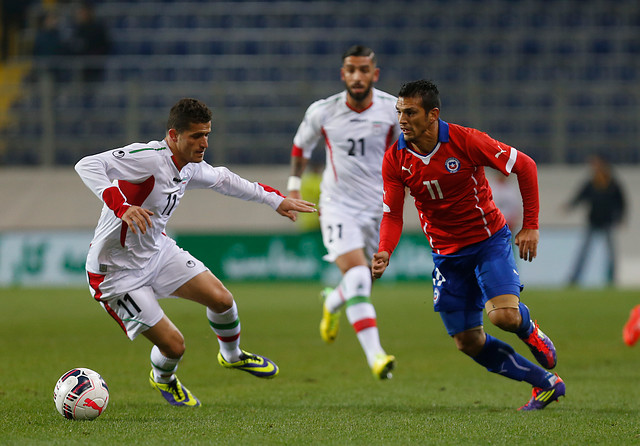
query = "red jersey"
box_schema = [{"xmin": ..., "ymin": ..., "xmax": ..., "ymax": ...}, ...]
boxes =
[{"xmin": 379, "ymin": 119, "xmax": 538, "ymax": 255}]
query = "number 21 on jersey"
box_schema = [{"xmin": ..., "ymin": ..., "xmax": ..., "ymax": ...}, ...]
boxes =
[{"xmin": 347, "ymin": 138, "xmax": 365, "ymax": 156}]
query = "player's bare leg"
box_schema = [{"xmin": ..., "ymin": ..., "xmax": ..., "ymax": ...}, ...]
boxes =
[{"xmin": 174, "ymin": 271, "xmax": 279, "ymax": 378}]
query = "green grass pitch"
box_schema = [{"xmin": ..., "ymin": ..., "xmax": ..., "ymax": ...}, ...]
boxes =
[{"xmin": 1, "ymin": 283, "xmax": 640, "ymax": 445}]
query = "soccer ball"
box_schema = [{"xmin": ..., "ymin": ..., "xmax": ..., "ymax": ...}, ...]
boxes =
[{"xmin": 53, "ymin": 368, "xmax": 109, "ymax": 420}]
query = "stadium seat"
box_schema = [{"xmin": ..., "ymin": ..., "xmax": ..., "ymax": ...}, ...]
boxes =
[{"xmin": 4, "ymin": 0, "xmax": 637, "ymax": 166}]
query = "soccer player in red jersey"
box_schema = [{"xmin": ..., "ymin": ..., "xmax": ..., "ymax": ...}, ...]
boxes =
[{"xmin": 372, "ymin": 80, "xmax": 565, "ymax": 410}]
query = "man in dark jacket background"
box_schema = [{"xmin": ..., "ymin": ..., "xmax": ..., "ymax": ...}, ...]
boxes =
[{"xmin": 566, "ymin": 154, "xmax": 627, "ymax": 287}]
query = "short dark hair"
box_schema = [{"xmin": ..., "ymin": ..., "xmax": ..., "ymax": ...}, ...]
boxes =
[
  {"xmin": 167, "ymin": 98, "xmax": 212, "ymax": 133},
  {"xmin": 398, "ymin": 80, "xmax": 441, "ymax": 112},
  {"xmin": 342, "ymin": 45, "xmax": 376, "ymax": 64}
]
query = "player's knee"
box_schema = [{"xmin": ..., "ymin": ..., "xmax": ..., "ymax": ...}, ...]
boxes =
[
  {"xmin": 487, "ymin": 307, "xmax": 520, "ymax": 331},
  {"xmin": 453, "ymin": 328, "xmax": 485, "ymax": 356},
  {"xmin": 485, "ymin": 295, "xmax": 520, "ymax": 331},
  {"xmin": 201, "ymin": 277, "xmax": 234, "ymax": 312},
  {"xmin": 210, "ymin": 287, "xmax": 233, "ymax": 312}
]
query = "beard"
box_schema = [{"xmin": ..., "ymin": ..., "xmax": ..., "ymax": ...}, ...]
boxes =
[{"xmin": 346, "ymin": 83, "xmax": 372, "ymax": 102}]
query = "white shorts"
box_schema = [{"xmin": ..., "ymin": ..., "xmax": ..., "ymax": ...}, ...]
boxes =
[
  {"xmin": 87, "ymin": 236, "xmax": 208, "ymax": 340},
  {"xmin": 319, "ymin": 206, "xmax": 381, "ymax": 263}
]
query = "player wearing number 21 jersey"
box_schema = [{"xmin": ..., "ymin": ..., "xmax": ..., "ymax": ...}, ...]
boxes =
[
  {"xmin": 293, "ymin": 87, "xmax": 398, "ymax": 217},
  {"xmin": 373, "ymin": 80, "xmax": 564, "ymax": 411},
  {"xmin": 287, "ymin": 46, "xmax": 399, "ymax": 379}
]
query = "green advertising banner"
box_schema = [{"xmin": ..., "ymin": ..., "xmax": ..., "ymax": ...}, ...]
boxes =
[
  {"xmin": 0, "ymin": 230, "xmax": 607, "ymax": 287},
  {"xmin": 174, "ymin": 232, "xmax": 434, "ymax": 283}
]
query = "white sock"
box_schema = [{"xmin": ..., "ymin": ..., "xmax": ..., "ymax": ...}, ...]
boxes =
[
  {"xmin": 346, "ymin": 302, "xmax": 385, "ymax": 367},
  {"xmin": 325, "ymin": 264, "xmax": 373, "ymax": 313},
  {"xmin": 207, "ymin": 301, "xmax": 242, "ymax": 363},
  {"xmin": 341, "ymin": 265, "xmax": 385, "ymax": 367},
  {"xmin": 150, "ymin": 345, "xmax": 180, "ymax": 383}
]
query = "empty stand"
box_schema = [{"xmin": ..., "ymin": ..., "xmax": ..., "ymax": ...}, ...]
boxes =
[{"xmin": 3, "ymin": 0, "xmax": 639, "ymax": 166}]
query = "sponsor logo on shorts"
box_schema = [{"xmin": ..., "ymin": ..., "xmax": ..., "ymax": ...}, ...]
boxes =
[
  {"xmin": 186, "ymin": 260, "xmax": 195, "ymax": 268},
  {"xmin": 112, "ymin": 150, "xmax": 126, "ymax": 159}
]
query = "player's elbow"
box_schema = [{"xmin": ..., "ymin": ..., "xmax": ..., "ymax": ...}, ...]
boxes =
[
  {"xmin": 74, "ymin": 155, "xmax": 95, "ymax": 177},
  {"xmin": 74, "ymin": 157, "xmax": 86, "ymax": 174}
]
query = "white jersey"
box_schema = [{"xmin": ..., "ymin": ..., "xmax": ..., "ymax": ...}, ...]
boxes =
[
  {"xmin": 75, "ymin": 139, "xmax": 284, "ymax": 273},
  {"xmin": 293, "ymin": 88, "xmax": 400, "ymax": 217}
]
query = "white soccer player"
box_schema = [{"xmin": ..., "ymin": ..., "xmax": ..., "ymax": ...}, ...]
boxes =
[
  {"xmin": 75, "ymin": 98, "xmax": 316, "ymax": 407},
  {"xmin": 286, "ymin": 45, "xmax": 400, "ymax": 379}
]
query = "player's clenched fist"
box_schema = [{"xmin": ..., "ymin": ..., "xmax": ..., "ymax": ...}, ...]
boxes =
[{"xmin": 371, "ymin": 251, "xmax": 390, "ymax": 279}]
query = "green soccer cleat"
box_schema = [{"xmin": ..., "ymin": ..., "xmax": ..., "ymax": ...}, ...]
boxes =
[
  {"xmin": 217, "ymin": 350, "xmax": 279, "ymax": 378},
  {"xmin": 149, "ymin": 370, "xmax": 200, "ymax": 407},
  {"xmin": 319, "ymin": 287, "xmax": 341, "ymax": 344},
  {"xmin": 371, "ymin": 353, "xmax": 396, "ymax": 380}
]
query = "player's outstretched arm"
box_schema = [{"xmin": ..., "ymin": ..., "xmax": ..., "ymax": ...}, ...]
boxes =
[
  {"xmin": 276, "ymin": 197, "xmax": 316, "ymax": 222},
  {"xmin": 371, "ymin": 251, "xmax": 390, "ymax": 279}
]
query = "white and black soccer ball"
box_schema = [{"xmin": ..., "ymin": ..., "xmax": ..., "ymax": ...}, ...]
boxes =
[{"xmin": 53, "ymin": 368, "xmax": 109, "ymax": 420}]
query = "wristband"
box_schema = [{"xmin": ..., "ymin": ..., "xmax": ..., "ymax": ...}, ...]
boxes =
[{"xmin": 287, "ymin": 176, "xmax": 302, "ymax": 191}]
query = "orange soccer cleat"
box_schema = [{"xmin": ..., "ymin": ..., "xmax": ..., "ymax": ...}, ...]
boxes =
[{"xmin": 623, "ymin": 305, "xmax": 640, "ymax": 346}]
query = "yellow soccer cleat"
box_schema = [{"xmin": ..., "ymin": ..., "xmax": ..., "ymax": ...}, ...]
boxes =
[
  {"xmin": 149, "ymin": 370, "xmax": 200, "ymax": 407},
  {"xmin": 217, "ymin": 350, "xmax": 279, "ymax": 378},
  {"xmin": 319, "ymin": 287, "xmax": 340, "ymax": 344},
  {"xmin": 371, "ymin": 354, "xmax": 396, "ymax": 380}
]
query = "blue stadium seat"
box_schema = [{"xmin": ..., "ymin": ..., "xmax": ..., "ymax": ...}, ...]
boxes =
[
  {"xmin": 590, "ymin": 39, "xmax": 613, "ymax": 54},
  {"xmin": 7, "ymin": 0, "xmax": 639, "ymax": 166}
]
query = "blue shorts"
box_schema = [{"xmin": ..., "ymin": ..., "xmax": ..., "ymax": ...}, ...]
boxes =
[{"xmin": 432, "ymin": 225, "xmax": 523, "ymax": 336}]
